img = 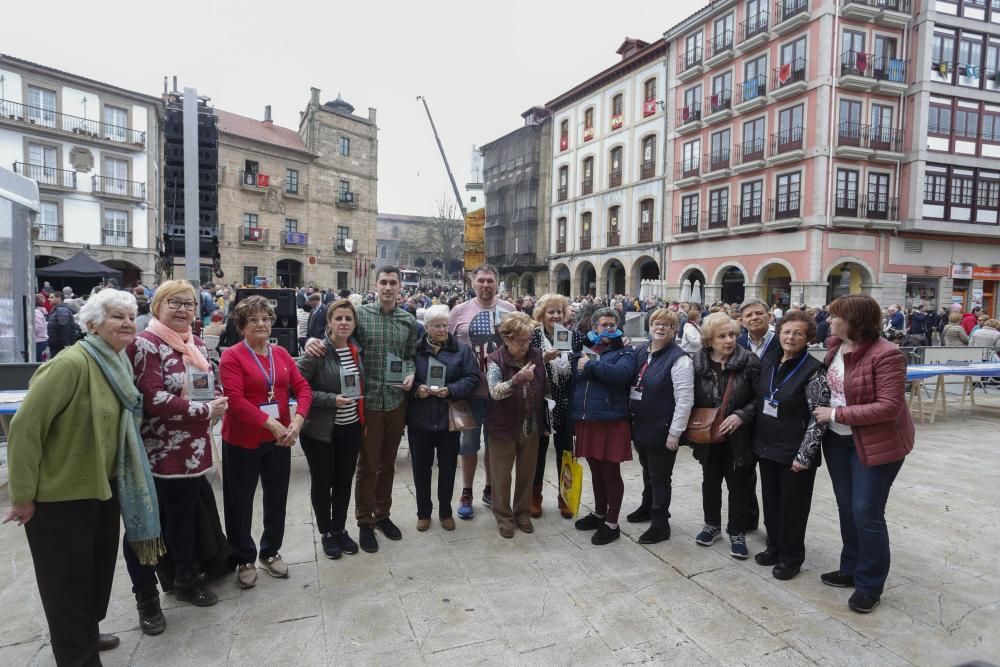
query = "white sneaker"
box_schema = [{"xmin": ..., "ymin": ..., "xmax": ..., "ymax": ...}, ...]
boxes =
[
  {"xmin": 259, "ymin": 554, "xmax": 289, "ymax": 578},
  {"xmin": 237, "ymin": 563, "xmax": 257, "ymax": 589}
]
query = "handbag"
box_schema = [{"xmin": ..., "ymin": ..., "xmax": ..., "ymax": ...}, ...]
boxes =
[
  {"xmin": 684, "ymin": 370, "xmax": 735, "ymax": 444},
  {"xmin": 448, "ymin": 399, "xmax": 478, "ymax": 432},
  {"xmin": 559, "ymin": 450, "xmax": 583, "ymax": 517}
]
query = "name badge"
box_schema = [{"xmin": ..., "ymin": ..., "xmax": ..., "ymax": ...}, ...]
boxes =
[
  {"xmin": 763, "ymin": 400, "xmax": 779, "ymax": 418},
  {"xmin": 260, "ymin": 402, "xmax": 280, "ymax": 419},
  {"xmin": 630, "ymin": 386, "xmax": 643, "ymax": 401}
]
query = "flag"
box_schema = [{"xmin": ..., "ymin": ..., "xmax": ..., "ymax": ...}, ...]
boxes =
[
  {"xmin": 778, "ymin": 63, "xmax": 792, "ymax": 84},
  {"xmin": 856, "ymin": 53, "xmax": 868, "ymax": 72}
]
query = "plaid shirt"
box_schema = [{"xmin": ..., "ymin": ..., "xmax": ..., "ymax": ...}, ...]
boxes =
[{"xmin": 355, "ymin": 303, "xmax": 417, "ymax": 411}]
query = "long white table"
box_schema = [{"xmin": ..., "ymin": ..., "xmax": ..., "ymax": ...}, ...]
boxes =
[{"xmin": 906, "ymin": 363, "xmax": 1000, "ymax": 424}]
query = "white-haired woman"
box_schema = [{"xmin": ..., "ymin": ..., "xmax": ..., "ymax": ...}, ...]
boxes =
[
  {"xmin": 407, "ymin": 305, "xmax": 481, "ymax": 531},
  {"xmin": 5, "ymin": 289, "xmax": 164, "ymax": 665}
]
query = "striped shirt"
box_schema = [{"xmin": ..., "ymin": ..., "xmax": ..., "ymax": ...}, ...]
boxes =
[
  {"xmin": 335, "ymin": 347, "xmax": 360, "ymax": 425},
  {"xmin": 355, "ymin": 303, "xmax": 417, "ymax": 411}
]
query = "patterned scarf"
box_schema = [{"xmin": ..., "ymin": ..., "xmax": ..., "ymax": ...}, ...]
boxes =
[
  {"xmin": 147, "ymin": 317, "xmax": 210, "ymax": 372},
  {"xmin": 80, "ymin": 334, "xmax": 165, "ymax": 565}
]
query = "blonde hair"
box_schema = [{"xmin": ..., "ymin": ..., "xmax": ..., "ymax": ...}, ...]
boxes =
[
  {"xmin": 648, "ymin": 307, "xmax": 679, "ymax": 328},
  {"xmin": 531, "ymin": 293, "xmax": 569, "ymax": 324},
  {"xmin": 948, "ymin": 312, "xmax": 962, "ymax": 324},
  {"xmin": 700, "ymin": 311, "xmax": 740, "ymax": 346},
  {"xmin": 151, "ymin": 280, "xmax": 199, "ymax": 319},
  {"xmin": 498, "ymin": 311, "xmax": 536, "ymax": 339}
]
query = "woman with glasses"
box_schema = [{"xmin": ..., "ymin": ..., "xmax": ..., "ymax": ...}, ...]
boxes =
[
  {"xmin": 484, "ymin": 312, "xmax": 548, "ymax": 538},
  {"xmin": 571, "ymin": 307, "xmax": 638, "ymax": 545},
  {"xmin": 219, "ymin": 296, "xmax": 312, "ymax": 589}
]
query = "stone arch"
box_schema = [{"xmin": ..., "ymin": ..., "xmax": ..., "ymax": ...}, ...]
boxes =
[
  {"xmin": 824, "ymin": 257, "xmax": 875, "ymax": 304},
  {"xmin": 629, "ymin": 255, "xmax": 660, "ymax": 296},
  {"xmin": 275, "ymin": 258, "xmax": 303, "ymax": 288},
  {"xmin": 676, "ymin": 263, "xmax": 710, "ymax": 285},
  {"xmin": 519, "ymin": 273, "xmax": 536, "ymax": 296},
  {"xmin": 575, "ymin": 261, "xmax": 597, "ymax": 297},
  {"xmin": 552, "ymin": 263, "xmax": 571, "ymax": 297},
  {"xmin": 751, "ymin": 257, "xmax": 798, "ymax": 285},
  {"xmin": 503, "ymin": 273, "xmax": 519, "ymax": 298},
  {"xmin": 822, "ymin": 256, "xmax": 876, "ymax": 286},
  {"xmin": 598, "ymin": 257, "xmax": 626, "ymax": 297},
  {"xmin": 710, "ymin": 260, "xmax": 751, "ymax": 287}
]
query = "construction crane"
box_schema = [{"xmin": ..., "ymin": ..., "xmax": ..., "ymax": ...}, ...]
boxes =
[{"xmin": 416, "ymin": 95, "xmax": 467, "ymax": 218}]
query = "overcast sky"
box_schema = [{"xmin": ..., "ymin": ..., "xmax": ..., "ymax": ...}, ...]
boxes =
[{"xmin": 5, "ymin": 1, "xmax": 692, "ymax": 216}]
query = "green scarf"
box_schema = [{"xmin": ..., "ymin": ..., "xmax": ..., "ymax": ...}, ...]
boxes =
[{"xmin": 80, "ymin": 334, "xmax": 165, "ymax": 565}]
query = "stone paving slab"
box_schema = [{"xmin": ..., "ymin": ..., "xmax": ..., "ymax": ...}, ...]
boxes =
[{"xmin": 3, "ymin": 399, "xmax": 1000, "ymax": 665}]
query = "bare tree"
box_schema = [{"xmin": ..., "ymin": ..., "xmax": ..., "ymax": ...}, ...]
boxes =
[{"xmin": 399, "ymin": 196, "xmax": 465, "ymax": 277}]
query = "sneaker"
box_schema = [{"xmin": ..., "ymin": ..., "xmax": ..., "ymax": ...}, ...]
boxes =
[
  {"xmin": 457, "ymin": 491, "xmax": 475, "ymax": 520},
  {"xmin": 848, "ymin": 591, "xmax": 880, "ymax": 614},
  {"xmin": 591, "ymin": 524, "xmax": 621, "ymax": 546},
  {"xmin": 637, "ymin": 524, "xmax": 671, "ymax": 544},
  {"xmin": 374, "ymin": 518, "xmax": 403, "ymax": 541},
  {"xmin": 236, "ymin": 563, "xmax": 257, "ymax": 589},
  {"xmin": 359, "ymin": 526, "xmax": 379, "ymax": 553},
  {"xmin": 260, "ymin": 554, "xmax": 289, "ymax": 578},
  {"xmin": 626, "ymin": 505, "xmax": 651, "ymax": 523},
  {"xmin": 482, "ymin": 487, "xmax": 493, "ymax": 509},
  {"xmin": 322, "ymin": 533, "xmax": 342, "ymax": 560},
  {"xmin": 574, "ymin": 513, "xmax": 605, "ymax": 531},
  {"xmin": 336, "ymin": 531, "xmax": 359, "ymax": 555},
  {"xmin": 729, "ymin": 533, "xmax": 749, "ymax": 559},
  {"xmin": 695, "ymin": 524, "xmax": 722, "ymax": 546},
  {"xmin": 821, "ymin": 570, "xmax": 855, "ymax": 588}
]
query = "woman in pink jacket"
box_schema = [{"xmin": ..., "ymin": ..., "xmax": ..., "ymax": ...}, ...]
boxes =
[{"xmin": 814, "ymin": 294, "xmax": 914, "ymax": 614}]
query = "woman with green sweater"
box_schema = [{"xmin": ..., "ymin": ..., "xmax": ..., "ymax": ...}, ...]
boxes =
[{"xmin": 4, "ymin": 289, "xmax": 164, "ymax": 666}]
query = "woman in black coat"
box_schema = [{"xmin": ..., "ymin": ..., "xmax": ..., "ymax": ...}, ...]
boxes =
[
  {"xmin": 685, "ymin": 312, "xmax": 761, "ymax": 559},
  {"xmin": 408, "ymin": 306, "xmax": 481, "ymax": 532}
]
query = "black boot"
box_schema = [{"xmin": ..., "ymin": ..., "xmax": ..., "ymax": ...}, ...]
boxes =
[
  {"xmin": 135, "ymin": 585, "xmax": 166, "ymax": 636},
  {"xmin": 174, "ymin": 568, "xmax": 218, "ymax": 607}
]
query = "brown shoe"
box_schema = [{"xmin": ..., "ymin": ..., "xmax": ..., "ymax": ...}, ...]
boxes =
[
  {"xmin": 440, "ymin": 516, "xmax": 456, "ymax": 531},
  {"xmin": 498, "ymin": 523, "xmax": 515, "ymax": 538},
  {"xmin": 517, "ymin": 518, "xmax": 534, "ymax": 534},
  {"xmin": 531, "ymin": 484, "xmax": 543, "ymax": 518},
  {"xmin": 97, "ymin": 633, "xmax": 120, "ymax": 652},
  {"xmin": 558, "ymin": 494, "xmax": 573, "ymax": 519},
  {"xmin": 416, "ymin": 518, "xmax": 431, "ymax": 531}
]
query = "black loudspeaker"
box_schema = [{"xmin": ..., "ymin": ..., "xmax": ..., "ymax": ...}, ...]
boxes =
[
  {"xmin": 268, "ymin": 328, "xmax": 299, "ymax": 357},
  {"xmin": 234, "ymin": 288, "xmax": 297, "ymax": 329}
]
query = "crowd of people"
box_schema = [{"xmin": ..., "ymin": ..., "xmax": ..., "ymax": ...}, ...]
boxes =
[{"xmin": 3, "ymin": 264, "xmax": 947, "ymax": 666}]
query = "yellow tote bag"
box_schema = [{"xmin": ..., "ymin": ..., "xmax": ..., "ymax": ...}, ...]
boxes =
[{"xmin": 559, "ymin": 450, "xmax": 583, "ymax": 517}]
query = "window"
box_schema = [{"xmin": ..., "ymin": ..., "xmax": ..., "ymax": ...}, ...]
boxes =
[
  {"xmin": 36, "ymin": 202, "xmax": 59, "ymax": 241},
  {"xmin": 243, "ymin": 213, "xmax": 258, "ymax": 230},
  {"xmin": 609, "ymin": 147, "xmax": 623, "ymax": 187},
  {"xmin": 959, "ymin": 35, "xmax": 983, "ymax": 80},
  {"xmin": 558, "ymin": 165, "xmax": 568, "ymax": 200},
  {"xmin": 836, "ymin": 169, "xmax": 860, "ymax": 214},
  {"xmin": 929, "ymin": 104, "xmax": 952, "ymax": 135},
  {"xmin": 639, "ymin": 199, "xmax": 655, "ymax": 241},
  {"xmin": 713, "ymin": 13, "xmax": 734, "ymax": 52},
  {"xmin": 741, "ymin": 180, "xmax": 763, "ymax": 223},
  {"xmin": 244, "ymin": 159, "xmax": 259, "ymax": 175},
  {"xmin": 584, "ymin": 108, "xmax": 595, "ymax": 140},
  {"xmin": 955, "ymin": 109, "xmax": 980, "ymax": 139},
  {"xmin": 103, "ymin": 209, "xmax": 129, "ymax": 246},
  {"xmin": 336, "ymin": 226, "xmax": 349, "ymax": 250},
  {"xmin": 933, "ymin": 31, "xmax": 956, "ymax": 70},
  {"xmin": 682, "ymin": 85, "xmax": 702, "ymax": 120},
  {"xmin": 983, "ymin": 112, "xmax": 1000, "ymax": 142},
  {"xmin": 868, "ymin": 172, "xmax": 891, "ymax": 215},
  {"xmin": 780, "ymin": 36, "xmax": 807, "ymax": 83},
  {"xmin": 925, "ymin": 172, "xmax": 947, "ymax": 203},
  {"xmin": 709, "ymin": 188, "xmax": 729, "ymax": 226},
  {"xmin": 684, "ymin": 31, "xmax": 703, "ymax": 67},
  {"xmin": 681, "ymin": 194, "xmax": 700, "ymax": 230},
  {"xmin": 951, "ymin": 174, "xmax": 975, "ymax": 204},
  {"xmin": 339, "ymin": 136, "xmax": 350, "ymax": 156},
  {"xmin": 243, "ymin": 266, "xmax": 258, "ymax": 286},
  {"xmin": 26, "ymin": 142, "xmax": 58, "ymax": 184},
  {"xmin": 682, "ymin": 139, "xmax": 701, "ymax": 175},
  {"xmin": 843, "ymin": 30, "xmax": 866, "ymax": 56},
  {"xmin": 608, "ymin": 205, "xmax": 620, "ymax": 244},
  {"xmin": 641, "ymin": 135, "xmax": 656, "ymax": 178},
  {"xmin": 284, "ymin": 218, "xmax": 298, "ymax": 233},
  {"xmin": 103, "ymin": 105, "xmax": 128, "ymax": 142},
  {"xmin": 26, "ymin": 85, "xmax": 56, "ymax": 127},
  {"xmin": 581, "ymin": 212, "xmax": 592, "ymax": 247},
  {"xmin": 777, "ymin": 104, "xmax": 804, "ymax": 147},
  {"xmin": 581, "ymin": 156, "xmax": 594, "ymax": 194},
  {"xmin": 612, "ymin": 93, "xmax": 623, "ymax": 118},
  {"xmin": 743, "ymin": 54, "xmax": 768, "ymax": 101},
  {"xmin": 746, "ymin": 0, "xmax": 767, "ymax": 34},
  {"xmin": 710, "ymin": 129, "xmax": 731, "ymax": 168},
  {"xmin": 742, "ymin": 117, "xmax": 766, "ymax": 158},
  {"xmin": 101, "ymin": 157, "xmax": 129, "ymax": 196},
  {"xmin": 775, "ymin": 172, "xmax": 801, "ymax": 218},
  {"xmin": 839, "ymin": 99, "xmax": 863, "ymax": 142},
  {"xmin": 644, "ymin": 78, "xmax": 656, "ymax": 102},
  {"xmin": 285, "ymin": 168, "xmax": 299, "ymax": 194},
  {"xmin": 380, "ymin": 246, "xmax": 387, "ymax": 259},
  {"xmin": 557, "ymin": 216, "xmax": 567, "ymax": 251},
  {"xmin": 339, "ymin": 180, "xmax": 350, "ymax": 195},
  {"xmin": 977, "ymin": 174, "xmax": 1000, "ymax": 207},
  {"xmin": 560, "ymin": 119, "xmax": 570, "ymax": 150},
  {"xmin": 711, "ymin": 71, "xmax": 733, "ymax": 109}
]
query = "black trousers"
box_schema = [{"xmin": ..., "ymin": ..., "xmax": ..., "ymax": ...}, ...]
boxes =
[
  {"xmin": 759, "ymin": 457, "xmax": 818, "ymax": 568},
  {"xmin": 408, "ymin": 427, "xmax": 460, "ymax": 519},
  {"xmin": 222, "ymin": 441, "xmax": 290, "ymax": 566},
  {"xmin": 534, "ymin": 427, "xmax": 572, "ymax": 486},
  {"xmin": 700, "ymin": 445, "xmax": 756, "ymax": 535},
  {"xmin": 24, "ymin": 488, "xmax": 120, "ymax": 667},
  {"xmin": 634, "ymin": 442, "xmax": 678, "ymax": 527},
  {"xmin": 299, "ymin": 423, "xmax": 363, "ymax": 535}
]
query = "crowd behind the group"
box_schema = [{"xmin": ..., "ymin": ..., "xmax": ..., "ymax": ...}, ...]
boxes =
[{"xmin": 17, "ymin": 264, "xmax": 995, "ymax": 666}]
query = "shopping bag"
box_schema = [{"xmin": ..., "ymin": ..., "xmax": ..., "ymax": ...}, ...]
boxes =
[{"xmin": 559, "ymin": 450, "xmax": 583, "ymax": 517}]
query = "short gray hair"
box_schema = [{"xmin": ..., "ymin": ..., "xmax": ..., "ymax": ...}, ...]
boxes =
[
  {"xmin": 423, "ymin": 304, "xmax": 450, "ymax": 325},
  {"xmin": 591, "ymin": 306, "xmax": 620, "ymax": 328},
  {"xmin": 738, "ymin": 297, "xmax": 769, "ymax": 314},
  {"xmin": 77, "ymin": 289, "xmax": 137, "ymax": 332}
]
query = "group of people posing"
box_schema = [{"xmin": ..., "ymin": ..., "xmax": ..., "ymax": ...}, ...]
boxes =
[{"xmin": 5, "ymin": 265, "xmax": 914, "ymax": 666}]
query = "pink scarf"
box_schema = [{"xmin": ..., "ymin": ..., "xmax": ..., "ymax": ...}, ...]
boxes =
[{"xmin": 147, "ymin": 318, "xmax": 210, "ymax": 372}]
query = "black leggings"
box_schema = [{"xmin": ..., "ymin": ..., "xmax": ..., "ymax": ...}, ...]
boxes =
[
  {"xmin": 535, "ymin": 428, "xmax": 572, "ymax": 486},
  {"xmin": 299, "ymin": 422, "xmax": 363, "ymax": 535}
]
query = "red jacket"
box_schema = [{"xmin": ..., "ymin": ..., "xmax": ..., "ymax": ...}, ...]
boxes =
[
  {"xmin": 961, "ymin": 313, "xmax": 978, "ymax": 335},
  {"xmin": 220, "ymin": 342, "xmax": 313, "ymax": 448},
  {"xmin": 825, "ymin": 337, "xmax": 914, "ymax": 466}
]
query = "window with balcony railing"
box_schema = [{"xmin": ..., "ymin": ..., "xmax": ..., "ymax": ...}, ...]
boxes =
[
  {"xmin": 0, "ymin": 97, "xmax": 146, "ymax": 146},
  {"xmin": 775, "ymin": 0, "xmax": 809, "ymax": 23},
  {"xmin": 739, "ymin": 10, "xmax": 770, "ymax": 43},
  {"xmin": 13, "ymin": 162, "xmax": 77, "ymax": 189},
  {"xmin": 679, "ymin": 102, "xmax": 702, "ymax": 126},
  {"xmin": 773, "ymin": 57, "xmax": 808, "ymax": 90},
  {"xmin": 707, "ymin": 147, "xmax": 731, "ymax": 172},
  {"xmin": 709, "ymin": 189, "xmax": 729, "ymax": 228},
  {"xmin": 923, "ymin": 163, "xmax": 1000, "ymax": 223},
  {"xmin": 773, "ymin": 125, "xmax": 804, "ymax": 153},
  {"xmin": 738, "ymin": 135, "xmax": 766, "ymax": 163},
  {"xmin": 680, "ymin": 194, "xmax": 701, "ymax": 232},
  {"xmin": 707, "ymin": 90, "xmax": 732, "ymax": 115}
]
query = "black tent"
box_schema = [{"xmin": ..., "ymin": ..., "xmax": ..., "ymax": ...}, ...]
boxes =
[{"xmin": 36, "ymin": 252, "xmax": 122, "ymax": 280}]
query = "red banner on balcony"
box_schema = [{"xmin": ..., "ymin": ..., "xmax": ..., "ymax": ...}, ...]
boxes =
[
  {"xmin": 257, "ymin": 173, "xmax": 270, "ymax": 188},
  {"xmin": 643, "ymin": 99, "xmax": 657, "ymax": 117},
  {"xmin": 583, "ymin": 127, "xmax": 594, "ymax": 142},
  {"xmin": 611, "ymin": 114, "xmax": 623, "ymax": 130},
  {"xmin": 248, "ymin": 227, "xmax": 263, "ymax": 241},
  {"xmin": 778, "ymin": 63, "xmax": 792, "ymax": 84},
  {"xmin": 856, "ymin": 52, "xmax": 868, "ymax": 72},
  {"xmin": 560, "ymin": 136, "xmax": 568, "ymax": 151}
]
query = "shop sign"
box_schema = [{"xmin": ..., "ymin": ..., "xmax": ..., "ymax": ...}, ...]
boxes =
[{"xmin": 951, "ymin": 264, "xmax": 1000, "ymax": 280}]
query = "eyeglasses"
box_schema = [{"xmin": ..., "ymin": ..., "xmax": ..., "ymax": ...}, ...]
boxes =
[
  {"xmin": 166, "ymin": 299, "xmax": 197, "ymax": 311},
  {"xmin": 505, "ymin": 336, "xmax": 531, "ymax": 345},
  {"xmin": 650, "ymin": 322, "xmax": 675, "ymax": 329},
  {"xmin": 247, "ymin": 316, "xmax": 274, "ymax": 326}
]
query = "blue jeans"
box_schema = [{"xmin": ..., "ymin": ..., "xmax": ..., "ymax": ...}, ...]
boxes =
[{"xmin": 823, "ymin": 432, "xmax": 904, "ymax": 597}]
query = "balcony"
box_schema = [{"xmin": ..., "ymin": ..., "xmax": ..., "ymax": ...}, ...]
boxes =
[
  {"xmin": 13, "ymin": 162, "xmax": 76, "ymax": 191},
  {"xmin": 557, "ymin": 238, "xmax": 566, "ymax": 253},
  {"xmin": 769, "ymin": 195, "xmax": 803, "ymax": 227},
  {"xmin": 240, "ymin": 227, "xmax": 269, "ymax": 245},
  {"xmin": 677, "ymin": 47, "xmax": 704, "ymax": 82},
  {"xmin": 640, "ymin": 160, "xmax": 656, "ymax": 180},
  {"xmin": 864, "ymin": 194, "xmax": 900, "ymax": 225},
  {"xmin": 770, "ymin": 127, "xmax": 805, "ymax": 164},
  {"xmin": 675, "ymin": 212, "xmax": 703, "ymax": 238},
  {"xmin": 92, "ymin": 175, "xmax": 145, "ymax": 201},
  {"xmin": 868, "ymin": 126, "xmax": 903, "ymax": 158},
  {"xmin": 734, "ymin": 76, "xmax": 768, "ymax": 112},
  {"xmin": 33, "ymin": 222, "xmax": 62, "ymax": 242},
  {"xmin": 336, "ymin": 191, "xmax": 359, "ymax": 209},
  {"xmin": 840, "ymin": 0, "xmax": 912, "ymax": 27},
  {"xmin": 557, "ymin": 186, "xmax": 568, "ymax": 202},
  {"xmin": 738, "ymin": 13, "xmax": 770, "ymax": 51},
  {"xmin": 707, "ymin": 208, "xmax": 730, "ymax": 231},
  {"xmin": 0, "ymin": 98, "xmax": 146, "ymax": 149},
  {"xmin": 675, "ymin": 160, "xmax": 701, "ymax": 187},
  {"xmin": 239, "ymin": 170, "xmax": 270, "ymax": 191},
  {"xmin": 609, "ymin": 170, "xmax": 623, "ymax": 188},
  {"xmin": 610, "ymin": 114, "xmax": 624, "ymax": 131},
  {"xmin": 282, "ymin": 231, "xmax": 309, "ymax": 248},
  {"xmin": 835, "ymin": 122, "xmax": 873, "ymax": 159},
  {"xmin": 583, "ymin": 126, "xmax": 595, "ymax": 142},
  {"xmin": 581, "ymin": 179, "xmax": 593, "ymax": 196},
  {"xmin": 580, "ymin": 235, "xmax": 592, "ymax": 250},
  {"xmin": 734, "ymin": 138, "xmax": 767, "ymax": 173},
  {"xmin": 771, "ymin": 58, "xmax": 808, "ymax": 99},
  {"xmin": 677, "ymin": 103, "xmax": 703, "ymax": 134},
  {"xmin": 705, "ymin": 31, "xmax": 734, "ymax": 67},
  {"xmin": 772, "ymin": 0, "xmax": 810, "ymax": 35},
  {"xmin": 839, "ymin": 51, "xmax": 908, "ymax": 93},
  {"xmin": 559, "ymin": 136, "xmax": 569, "ymax": 151},
  {"xmin": 704, "ymin": 149, "xmax": 732, "ymax": 179},
  {"xmin": 101, "ymin": 228, "xmax": 132, "ymax": 248},
  {"xmin": 638, "ymin": 224, "xmax": 654, "ymax": 243},
  {"xmin": 735, "ymin": 201, "xmax": 764, "ymax": 230},
  {"xmin": 704, "ymin": 90, "xmax": 733, "ymax": 123},
  {"xmin": 607, "ymin": 231, "xmax": 620, "ymax": 247},
  {"xmin": 833, "ymin": 194, "xmax": 900, "ymax": 229}
]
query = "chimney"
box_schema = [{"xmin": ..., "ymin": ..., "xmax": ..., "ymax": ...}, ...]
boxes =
[
  {"xmin": 368, "ymin": 107, "xmax": 377, "ymax": 123},
  {"xmin": 172, "ymin": 76, "xmax": 178, "ymax": 93},
  {"xmin": 310, "ymin": 87, "xmax": 320, "ymax": 105},
  {"xmin": 263, "ymin": 105, "xmax": 272, "ymax": 126}
]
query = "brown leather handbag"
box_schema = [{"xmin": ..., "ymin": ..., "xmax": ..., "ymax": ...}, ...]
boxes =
[
  {"xmin": 684, "ymin": 371, "xmax": 735, "ymax": 444},
  {"xmin": 448, "ymin": 400, "xmax": 478, "ymax": 432}
]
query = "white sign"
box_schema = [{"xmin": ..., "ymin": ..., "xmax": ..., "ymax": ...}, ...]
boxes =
[{"xmin": 344, "ymin": 238, "xmax": 355, "ymax": 252}]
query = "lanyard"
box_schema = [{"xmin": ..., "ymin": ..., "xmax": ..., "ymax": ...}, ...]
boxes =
[
  {"xmin": 768, "ymin": 352, "xmax": 809, "ymax": 402},
  {"xmin": 243, "ymin": 340, "xmax": 276, "ymax": 401}
]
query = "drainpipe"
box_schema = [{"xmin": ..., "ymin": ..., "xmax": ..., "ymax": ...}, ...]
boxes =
[{"xmin": 825, "ymin": 1, "xmax": 842, "ymax": 227}]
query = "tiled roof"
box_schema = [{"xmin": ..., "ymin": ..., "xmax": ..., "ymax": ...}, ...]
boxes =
[{"xmin": 215, "ymin": 109, "xmax": 311, "ymax": 153}]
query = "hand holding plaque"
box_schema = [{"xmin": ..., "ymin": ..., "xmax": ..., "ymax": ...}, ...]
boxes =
[{"xmin": 426, "ymin": 357, "xmax": 447, "ymax": 390}]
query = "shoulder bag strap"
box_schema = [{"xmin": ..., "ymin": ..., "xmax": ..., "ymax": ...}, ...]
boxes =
[{"xmin": 719, "ymin": 370, "xmax": 736, "ymax": 414}]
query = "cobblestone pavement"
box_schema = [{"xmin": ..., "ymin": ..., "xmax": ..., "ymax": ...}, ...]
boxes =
[{"xmin": 2, "ymin": 396, "xmax": 999, "ymax": 666}]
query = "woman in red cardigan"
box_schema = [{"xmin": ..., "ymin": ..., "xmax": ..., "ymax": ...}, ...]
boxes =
[
  {"xmin": 220, "ymin": 296, "xmax": 312, "ymax": 589},
  {"xmin": 814, "ymin": 294, "xmax": 914, "ymax": 614}
]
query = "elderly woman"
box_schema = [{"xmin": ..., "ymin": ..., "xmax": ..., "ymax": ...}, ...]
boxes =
[
  {"xmin": 752, "ymin": 310, "xmax": 830, "ymax": 580},
  {"xmin": 220, "ymin": 296, "xmax": 313, "ymax": 589},
  {"xmin": 122, "ymin": 280, "xmax": 228, "ymax": 632},
  {"xmin": 686, "ymin": 312, "xmax": 761, "ymax": 559},
  {"xmin": 5, "ymin": 289, "xmax": 163, "ymax": 665},
  {"xmin": 529, "ymin": 293, "xmax": 585, "ymax": 518},
  {"xmin": 969, "ymin": 318, "xmax": 1000, "ymax": 352},
  {"xmin": 484, "ymin": 312, "xmax": 548, "ymax": 538},
  {"xmin": 34, "ymin": 293, "xmax": 49, "ymax": 361},
  {"xmin": 572, "ymin": 307, "xmax": 638, "ymax": 545},
  {"xmin": 680, "ymin": 308, "xmax": 703, "ymax": 354},
  {"xmin": 408, "ymin": 305, "xmax": 481, "ymax": 531},
  {"xmin": 942, "ymin": 312, "xmax": 969, "ymax": 346},
  {"xmin": 627, "ymin": 308, "xmax": 694, "ymax": 544},
  {"xmin": 297, "ymin": 298, "xmax": 366, "ymax": 560},
  {"xmin": 813, "ymin": 294, "xmax": 914, "ymax": 614}
]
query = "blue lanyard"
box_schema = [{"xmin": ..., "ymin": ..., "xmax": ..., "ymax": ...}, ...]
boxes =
[
  {"xmin": 243, "ymin": 340, "xmax": 275, "ymax": 400},
  {"xmin": 768, "ymin": 352, "xmax": 809, "ymax": 402}
]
